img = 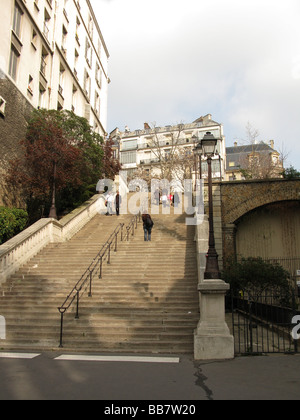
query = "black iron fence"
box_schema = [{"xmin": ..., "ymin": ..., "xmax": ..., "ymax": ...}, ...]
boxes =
[{"xmin": 227, "ymin": 291, "xmax": 300, "ymax": 355}]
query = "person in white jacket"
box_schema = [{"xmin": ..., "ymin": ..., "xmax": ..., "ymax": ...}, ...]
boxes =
[
  {"xmin": 106, "ymin": 193, "xmax": 114, "ymax": 215},
  {"xmin": 161, "ymin": 194, "xmax": 168, "ymax": 208}
]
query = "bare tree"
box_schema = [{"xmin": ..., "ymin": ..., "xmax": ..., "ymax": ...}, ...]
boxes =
[
  {"xmin": 145, "ymin": 122, "xmax": 186, "ymax": 181},
  {"xmin": 237, "ymin": 122, "xmax": 283, "ymax": 179},
  {"xmin": 245, "ymin": 121, "xmax": 260, "ymax": 145},
  {"xmin": 140, "ymin": 122, "xmax": 197, "ymax": 188},
  {"xmin": 170, "ymin": 142, "xmax": 198, "ymax": 188}
]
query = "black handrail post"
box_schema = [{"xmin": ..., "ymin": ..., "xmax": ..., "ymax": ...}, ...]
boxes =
[
  {"xmin": 114, "ymin": 232, "xmax": 118, "ymax": 252},
  {"xmin": 89, "ymin": 270, "xmax": 92, "ymax": 297},
  {"xmin": 99, "ymin": 256, "xmax": 103, "ymax": 279},
  {"xmin": 59, "ymin": 311, "xmax": 64, "ymax": 348},
  {"xmin": 108, "ymin": 243, "xmax": 111, "ymax": 264},
  {"xmin": 75, "ymin": 290, "xmax": 80, "ymax": 319}
]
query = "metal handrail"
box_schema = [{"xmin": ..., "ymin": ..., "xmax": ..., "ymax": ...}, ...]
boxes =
[{"xmin": 58, "ymin": 213, "xmax": 140, "ymax": 348}]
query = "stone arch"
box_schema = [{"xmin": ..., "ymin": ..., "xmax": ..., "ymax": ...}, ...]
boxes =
[{"xmin": 221, "ymin": 179, "xmax": 300, "ymax": 263}]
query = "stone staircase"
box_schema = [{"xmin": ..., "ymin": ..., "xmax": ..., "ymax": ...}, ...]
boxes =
[{"xmin": 0, "ymin": 210, "xmax": 199, "ymax": 354}]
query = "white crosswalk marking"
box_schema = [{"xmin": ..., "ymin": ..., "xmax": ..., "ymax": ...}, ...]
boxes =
[
  {"xmin": 55, "ymin": 355, "xmax": 180, "ymax": 363},
  {"xmin": 0, "ymin": 353, "xmax": 40, "ymax": 359}
]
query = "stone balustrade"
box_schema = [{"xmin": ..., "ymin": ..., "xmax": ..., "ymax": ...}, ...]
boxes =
[{"xmin": 0, "ymin": 194, "xmax": 106, "ymax": 285}]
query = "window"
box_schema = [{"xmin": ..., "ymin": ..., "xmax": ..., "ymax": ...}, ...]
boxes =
[
  {"xmin": 38, "ymin": 84, "xmax": 46, "ymax": 108},
  {"xmin": 9, "ymin": 46, "xmax": 19, "ymax": 80},
  {"xmin": 84, "ymin": 70, "xmax": 91, "ymax": 99},
  {"xmin": 75, "ymin": 16, "xmax": 80, "ymax": 45},
  {"xmin": 63, "ymin": 0, "xmax": 69, "ymax": 20},
  {"xmin": 248, "ymin": 154, "xmax": 259, "ymax": 166},
  {"xmin": 164, "ymin": 149, "xmax": 171, "ymax": 160},
  {"xmin": 59, "ymin": 64, "xmax": 65, "ymax": 97},
  {"xmin": 122, "ymin": 140, "xmax": 137, "ymax": 151},
  {"xmin": 72, "ymin": 85, "xmax": 77, "ymax": 112},
  {"xmin": 13, "ymin": 3, "xmax": 23, "ymax": 38},
  {"xmin": 28, "ymin": 75, "xmax": 34, "ymax": 96},
  {"xmin": 85, "ymin": 37, "xmax": 92, "ymax": 67},
  {"xmin": 95, "ymin": 62, "xmax": 102, "ymax": 88},
  {"xmin": 74, "ymin": 48, "xmax": 79, "ymax": 78},
  {"xmin": 31, "ymin": 29, "xmax": 37, "ymax": 49},
  {"xmin": 0, "ymin": 97, "xmax": 6, "ymax": 117},
  {"xmin": 43, "ymin": 8, "xmax": 51, "ymax": 42},
  {"xmin": 62, "ymin": 25, "xmax": 68, "ymax": 54},
  {"xmin": 40, "ymin": 49, "xmax": 48, "ymax": 77},
  {"xmin": 94, "ymin": 91, "xmax": 100, "ymax": 116},
  {"xmin": 88, "ymin": 14, "xmax": 93, "ymax": 39},
  {"xmin": 120, "ymin": 151, "xmax": 137, "ymax": 165}
]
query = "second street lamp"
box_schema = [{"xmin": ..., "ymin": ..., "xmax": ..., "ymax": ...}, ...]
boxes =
[{"xmin": 201, "ymin": 132, "xmax": 221, "ymax": 280}]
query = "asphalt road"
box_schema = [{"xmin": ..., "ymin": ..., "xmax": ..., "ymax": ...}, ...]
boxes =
[{"xmin": 0, "ymin": 352, "xmax": 299, "ymax": 401}]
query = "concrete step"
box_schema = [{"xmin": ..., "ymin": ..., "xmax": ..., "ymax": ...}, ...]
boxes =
[
  {"xmin": 0, "ymin": 211, "xmax": 199, "ymax": 354},
  {"xmin": 2, "ymin": 335, "xmax": 195, "ymax": 352}
]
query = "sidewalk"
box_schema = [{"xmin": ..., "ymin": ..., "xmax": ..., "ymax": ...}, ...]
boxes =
[
  {"xmin": 0, "ymin": 352, "xmax": 299, "ymax": 400},
  {"xmin": 196, "ymin": 354, "xmax": 300, "ymax": 400}
]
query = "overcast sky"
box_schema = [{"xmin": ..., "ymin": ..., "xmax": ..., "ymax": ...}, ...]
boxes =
[{"xmin": 91, "ymin": 0, "xmax": 300, "ymax": 170}]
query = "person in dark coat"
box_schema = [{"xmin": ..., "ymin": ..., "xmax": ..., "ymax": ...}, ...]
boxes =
[
  {"xmin": 173, "ymin": 192, "xmax": 180, "ymax": 208},
  {"xmin": 142, "ymin": 213, "xmax": 154, "ymax": 242},
  {"xmin": 115, "ymin": 191, "xmax": 122, "ymax": 216}
]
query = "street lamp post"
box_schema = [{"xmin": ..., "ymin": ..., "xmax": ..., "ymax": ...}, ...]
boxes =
[
  {"xmin": 49, "ymin": 161, "xmax": 58, "ymax": 220},
  {"xmin": 194, "ymin": 132, "xmax": 234, "ymax": 360},
  {"xmin": 200, "ymin": 132, "xmax": 221, "ymax": 280}
]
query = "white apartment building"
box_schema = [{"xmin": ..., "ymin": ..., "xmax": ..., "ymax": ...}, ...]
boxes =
[
  {"xmin": 0, "ymin": 0, "xmax": 109, "ymax": 136},
  {"xmin": 111, "ymin": 114, "xmax": 226, "ymax": 185}
]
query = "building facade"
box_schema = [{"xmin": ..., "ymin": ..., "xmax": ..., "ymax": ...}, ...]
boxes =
[
  {"xmin": 0, "ymin": 0, "xmax": 109, "ymax": 136},
  {"xmin": 0, "ymin": 0, "xmax": 109, "ymax": 205},
  {"xmin": 111, "ymin": 114, "xmax": 226, "ymax": 187},
  {"xmin": 225, "ymin": 141, "xmax": 283, "ymax": 181}
]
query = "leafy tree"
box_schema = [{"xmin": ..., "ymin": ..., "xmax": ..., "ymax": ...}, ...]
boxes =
[
  {"xmin": 222, "ymin": 257, "xmax": 292, "ymax": 298},
  {"xmin": 282, "ymin": 165, "xmax": 300, "ymax": 179},
  {"xmin": 51, "ymin": 110, "xmax": 105, "ymax": 211},
  {"xmin": 102, "ymin": 138, "xmax": 121, "ymax": 180},
  {"xmin": 0, "ymin": 207, "xmax": 28, "ymax": 244},
  {"xmin": 6, "ymin": 109, "xmax": 121, "ymax": 221},
  {"xmin": 7, "ymin": 109, "xmax": 83, "ymax": 220}
]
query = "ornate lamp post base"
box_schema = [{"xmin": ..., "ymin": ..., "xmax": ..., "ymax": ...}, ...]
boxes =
[{"xmin": 194, "ymin": 279, "xmax": 234, "ymax": 360}]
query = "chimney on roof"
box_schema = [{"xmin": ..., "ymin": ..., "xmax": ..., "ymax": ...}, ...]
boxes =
[
  {"xmin": 234, "ymin": 141, "xmax": 238, "ymax": 147},
  {"xmin": 269, "ymin": 140, "xmax": 274, "ymax": 149}
]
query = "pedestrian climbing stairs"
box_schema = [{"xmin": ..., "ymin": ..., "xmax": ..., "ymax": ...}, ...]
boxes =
[{"xmin": 0, "ymin": 209, "xmax": 199, "ymax": 354}]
